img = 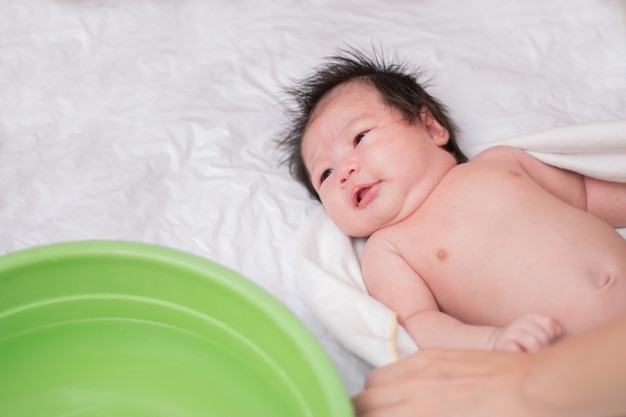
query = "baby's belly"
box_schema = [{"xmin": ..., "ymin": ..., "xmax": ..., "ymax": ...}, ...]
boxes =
[
  {"xmin": 431, "ymin": 252, "xmax": 626, "ymax": 336},
  {"xmin": 401, "ymin": 168, "xmax": 626, "ymax": 336}
]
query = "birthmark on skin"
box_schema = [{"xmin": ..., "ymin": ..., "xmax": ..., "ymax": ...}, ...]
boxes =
[
  {"xmin": 437, "ymin": 249, "xmax": 448, "ymax": 261},
  {"xmin": 508, "ymin": 170, "xmax": 522, "ymax": 178}
]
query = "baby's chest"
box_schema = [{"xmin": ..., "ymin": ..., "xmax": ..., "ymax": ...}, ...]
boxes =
[
  {"xmin": 395, "ymin": 171, "xmax": 542, "ymax": 249},
  {"xmin": 388, "ymin": 172, "xmax": 574, "ymax": 285}
]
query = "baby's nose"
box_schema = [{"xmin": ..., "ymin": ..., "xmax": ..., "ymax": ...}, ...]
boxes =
[
  {"xmin": 338, "ymin": 158, "xmax": 359, "ymax": 185},
  {"xmin": 340, "ymin": 168, "xmax": 356, "ymax": 185}
]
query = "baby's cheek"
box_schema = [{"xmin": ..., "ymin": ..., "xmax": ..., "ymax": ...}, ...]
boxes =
[{"xmin": 330, "ymin": 211, "xmax": 356, "ymax": 235}]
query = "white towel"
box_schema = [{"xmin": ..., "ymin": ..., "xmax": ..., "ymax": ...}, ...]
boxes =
[{"xmin": 295, "ymin": 120, "xmax": 626, "ymax": 367}]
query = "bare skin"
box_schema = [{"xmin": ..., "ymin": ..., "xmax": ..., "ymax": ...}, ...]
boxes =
[
  {"xmin": 352, "ymin": 316, "xmax": 626, "ymax": 417},
  {"xmin": 364, "ymin": 146, "xmax": 626, "ymax": 350},
  {"xmin": 302, "ymin": 81, "xmax": 626, "ymax": 352}
]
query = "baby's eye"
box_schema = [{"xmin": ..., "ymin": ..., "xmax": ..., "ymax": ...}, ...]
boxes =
[
  {"xmin": 354, "ymin": 131, "xmax": 368, "ymax": 147},
  {"xmin": 320, "ymin": 168, "xmax": 333, "ymax": 184}
]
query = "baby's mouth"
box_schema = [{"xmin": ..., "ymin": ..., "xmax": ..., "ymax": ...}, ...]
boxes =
[
  {"xmin": 356, "ymin": 188, "xmax": 367, "ymax": 204},
  {"xmin": 352, "ymin": 182, "xmax": 380, "ymax": 208}
]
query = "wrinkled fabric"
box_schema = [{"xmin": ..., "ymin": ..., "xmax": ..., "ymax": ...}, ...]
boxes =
[{"xmin": 1, "ymin": 0, "xmax": 624, "ymax": 394}]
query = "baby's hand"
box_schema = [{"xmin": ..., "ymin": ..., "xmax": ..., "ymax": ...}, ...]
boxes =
[{"xmin": 490, "ymin": 314, "xmax": 561, "ymax": 352}]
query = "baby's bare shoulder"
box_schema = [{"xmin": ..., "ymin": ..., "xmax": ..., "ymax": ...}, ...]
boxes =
[
  {"xmin": 470, "ymin": 145, "xmax": 528, "ymax": 164},
  {"xmin": 461, "ymin": 146, "xmax": 543, "ymax": 179},
  {"xmin": 464, "ymin": 145, "xmax": 588, "ymax": 213},
  {"xmin": 365, "ymin": 227, "xmax": 397, "ymax": 253},
  {"xmin": 445, "ymin": 146, "xmax": 530, "ymax": 182}
]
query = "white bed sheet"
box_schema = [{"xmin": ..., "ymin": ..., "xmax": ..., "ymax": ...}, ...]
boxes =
[{"xmin": 1, "ymin": 0, "xmax": 624, "ymax": 395}]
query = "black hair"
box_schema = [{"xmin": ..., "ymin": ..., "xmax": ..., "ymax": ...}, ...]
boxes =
[{"xmin": 278, "ymin": 48, "xmax": 467, "ymax": 200}]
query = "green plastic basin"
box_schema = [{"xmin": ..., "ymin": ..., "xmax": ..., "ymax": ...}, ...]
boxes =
[{"xmin": 0, "ymin": 241, "xmax": 352, "ymax": 416}]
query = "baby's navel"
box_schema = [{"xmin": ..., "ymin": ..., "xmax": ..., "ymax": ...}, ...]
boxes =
[
  {"xmin": 437, "ymin": 249, "xmax": 448, "ymax": 261},
  {"xmin": 596, "ymin": 271, "xmax": 615, "ymax": 290}
]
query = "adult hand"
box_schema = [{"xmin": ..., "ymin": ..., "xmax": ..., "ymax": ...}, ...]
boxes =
[
  {"xmin": 353, "ymin": 317, "xmax": 626, "ymax": 417},
  {"xmin": 352, "ymin": 349, "xmax": 539, "ymax": 417}
]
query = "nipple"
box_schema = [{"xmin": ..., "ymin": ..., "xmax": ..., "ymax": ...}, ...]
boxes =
[{"xmin": 437, "ymin": 249, "xmax": 448, "ymax": 261}]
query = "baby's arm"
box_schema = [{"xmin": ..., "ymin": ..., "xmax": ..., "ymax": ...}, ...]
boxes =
[
  {"xmin": 584, "ymin": 176, "xmax": 626, "ymax": 227},
  {"xmin": 361, "ymin": 235, "xmax": 560, "ymax": 352},
  {"xmin": 477, "ymin": 146, "xmax": 626, "ymax": 227}
]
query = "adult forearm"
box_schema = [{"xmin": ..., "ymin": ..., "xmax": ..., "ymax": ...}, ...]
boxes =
[{"xmin": 523, "ymin": 317, "xmax": 626, "ymax": 417}]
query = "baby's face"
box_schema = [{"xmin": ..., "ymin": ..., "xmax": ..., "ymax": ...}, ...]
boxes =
[{"xmin": 302, "ymin": 82, "xmax": 453, "ymax": 237}]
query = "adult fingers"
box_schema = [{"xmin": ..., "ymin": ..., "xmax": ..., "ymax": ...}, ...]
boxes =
[
  {"xmin": 352, "ymin": 384, "xmax": 405, "ymax": 417},
  {"xmin": 363, "ymin": 350, "xmax": 452, "ymax": 388},
  {"xmin": 364, "ymin": 349, "xmax": 509, "ymax": 388}
]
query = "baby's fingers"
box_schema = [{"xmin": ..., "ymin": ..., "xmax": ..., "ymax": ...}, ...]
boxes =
[
  {"xmin": 516, "ymin": 329, "xmax": 550, "ymax": 352},
  {"xmin": 497, "ymin": 332, "xmax": 545, "ymax": 353},
  {"xmin": 516, "ymin": 315, "xmax": 562, "ymax": 352},
  {"xmin": 495, "ymin": 314, "xmax": 561, "ymax": 352},
  {"xmin": 528, "ymin": 314, "xmax": 562, "ymax": 339}
]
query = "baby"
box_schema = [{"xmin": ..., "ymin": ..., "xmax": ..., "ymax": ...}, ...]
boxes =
[{"xmin": 280, "ymin": 49, "xmax": 626, "ymax": 352}]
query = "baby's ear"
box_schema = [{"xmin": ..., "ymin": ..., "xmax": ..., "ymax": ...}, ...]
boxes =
[{"xmin": 419, "ymin": 106, "xmax": 449, "ymax": 145}]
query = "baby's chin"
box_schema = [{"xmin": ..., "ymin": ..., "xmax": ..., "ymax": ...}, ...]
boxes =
[
  {"xmin": 330, "ymin": 210, "xmax": 398, "ymax": 238},
  {"xmin": 339, "ymin": 211, "xmax": 409, "ymax": 238},
  {"xmin": 327, "ymin": 206, "xmax": 399, "ymax": 238},
  {"xmin": 337, "ymin": 222, "xmax": 378, "ymax": 239}
]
